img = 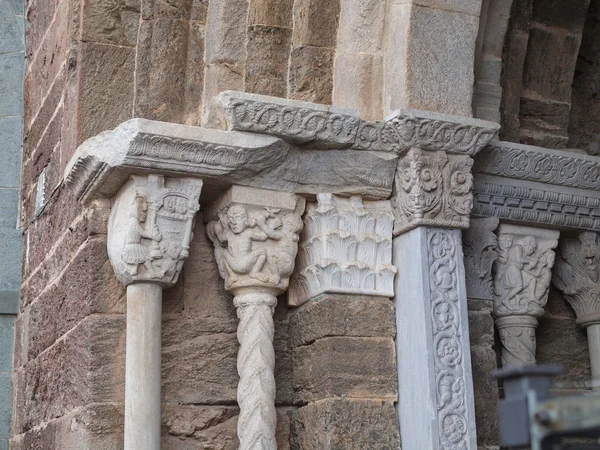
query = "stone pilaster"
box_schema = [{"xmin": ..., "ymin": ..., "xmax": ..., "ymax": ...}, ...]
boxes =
[
  {"xmin": 107, "ymin": 174, "xmax": 203, "ymax": 450},
  {"xmin": 553, "ymin": 231, "xmax": 600, "ymax": 389},
  {"xmin": 206, "ymin": 186, "xmax": 305, "ymax": 450},
  {"xmin": 492, "ymin": 224, "xmax": 559, "ymax": 367},
  {"xmin": 393, "ymin": 148, "xmax": 479, "ymax": 450}
]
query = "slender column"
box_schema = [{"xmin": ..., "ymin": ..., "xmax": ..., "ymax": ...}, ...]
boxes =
[
  {"xmin": 553, "ymin": 232, "xmax": 600, "ymax": 390},
  {"xmin": 107, "ymin": 174, "xmax": 203, "ymax": 450},
  {"xmin": 392, "ymin": 148, "xmax": 478, "ymax": 450},
  {"xmin": 206, "ymin": 186, "xmax": 305, "ymax": 449},
  {"xmin": 492, "ymin": 224, "xmax": 559, "ymax": 367}
]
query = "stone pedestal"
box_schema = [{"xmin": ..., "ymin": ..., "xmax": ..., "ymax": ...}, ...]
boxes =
[
  {"xmin": 394, "ymin": 227, "xmax": 477, "ymax": 450},
  {"xmin": 492, "ymin": 224, "xmax": 559, "ymax": 367}
]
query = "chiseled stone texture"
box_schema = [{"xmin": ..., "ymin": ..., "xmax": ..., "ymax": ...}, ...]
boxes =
[{"xmin": 291, "ymin": 399, "xmax": 400, "ymax": 450}]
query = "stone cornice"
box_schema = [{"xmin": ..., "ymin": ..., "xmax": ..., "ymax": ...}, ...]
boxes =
[
  {"xmin": 63, "ymin": 118, "xmax": 397, "ymax": 204},
  {"xmin": 473, "ymin": 141, "xmax": 600, "ymax": 232}
]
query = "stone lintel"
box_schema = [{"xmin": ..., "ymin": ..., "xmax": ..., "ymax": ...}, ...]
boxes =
[
  {"xmin": 63, "ymin": 118, "xmax": 397, "ymax": 205},
  {"xmin": 473, "ymin": 141, "xmax": 600, "ymax": 232}
]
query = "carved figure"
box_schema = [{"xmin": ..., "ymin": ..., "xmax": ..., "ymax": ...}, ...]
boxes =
[{"xmin": 122, "ymin": 194, "xmax": 163, "ymax": 278}]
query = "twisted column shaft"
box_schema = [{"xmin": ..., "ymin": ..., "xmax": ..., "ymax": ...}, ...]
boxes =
[{"xmin": 234, "ymin": 290, "xmax": 278, "ymax": 450}]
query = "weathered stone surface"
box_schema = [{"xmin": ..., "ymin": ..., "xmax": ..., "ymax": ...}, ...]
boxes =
[
  {"xmin": 245, "ymin": 25, "xmax": 292, "ymax": 97},
  {"xmin": 531, "ymin": 0, "xmax": 590, "ymax": 32},
  {"xmin": 249, "ymin": 0, "xmax": 293, "ymax": 28},
  {"xmin": 290, "ymin": 295, "xmax": 395, "ymax": 347},
  {"xmin": 201, "ymin": 63, "xmax": 245, "ymax": 127},
  {"xmin": 291, "ymin": 0, "xmax": 339, "ymax": 48},
  {"xmin": 81, "ymin": 0, "xmax": 140, "ymax": 46},
  {"xmin": 337, "ymin": 0, "xmax": 385, "ymax": 53},
  {"xmin": 468, "ymin": 309, "xmax": 495, "ymax": 348},
  {"xmin": 293, "ymin": 336, "xmax": 397, "ymax": 403},
  {"xmin": 385, "ymin": 3, "xmax": 478, "ymax": 116},
  {"xmin": 470, "ymin": 346, "xmax": 499, "ymax": 446},
  {"xmin": 183, "ymin": 21, "xmax": 205, "ymax": 125},
  {"xmin": 204, "ymin": 0, "xmax": 249, "ymax": 65},
  {"xmin": 410, "ymin": 0, "xmax": 482, "ymax": 16},
  {"xmin": 288, "ymin": 46, "xmax": 334, "ymax": 104},
  {"xmin": 291, "ymin": 399, "xmax": 400, "ymax": 450}
]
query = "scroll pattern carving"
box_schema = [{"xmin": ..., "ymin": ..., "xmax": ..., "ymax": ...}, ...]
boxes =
[
  {"xmin": 553, "ymin": 232, "xmax": 600, "ymax": 326},
  {"xmin": 463, "ymin": 218, "xmax": 499, "ymax": 301},
  {"xmin": 393, "ymin": 149, "xmax": 474, "ymax": 234},
  {"xmin": 475, "ymin": 145, "xmax": 600, "ymax": 190},
  {"xmin": 108, "ymin": 174, "xmax": 202, "ymax": 287},
  {"xmin": 428, "ymin": 229, "xmax": 470, "ymax": 450},
  {"xmin": 288, "ymin": 194, "xmax": 396, "ymax": 306},
  {"xmin": 492, "ymin": 226, "xmax": 559, "ymax": 367},
  {"xmin": 226, "ymin": 99, "xmax": 359, "ymax": 146},
  {"xmin": 354, "ymin": 114, "xmax": 498, "ymax": 155}
]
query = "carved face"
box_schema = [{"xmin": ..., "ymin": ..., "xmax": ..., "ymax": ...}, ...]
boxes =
[
  {"xmin": 521, "ymin": 236, "xmax": 537, "ymax": 256},
  {"xmin": 227, "ymin": 205, "xmax": 248, "ymax": 234},
  {"xmin": 134, "ymin": 196, "xmax": 148, "ymax": 223}
]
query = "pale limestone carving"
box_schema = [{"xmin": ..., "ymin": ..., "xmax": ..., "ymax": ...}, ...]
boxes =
[
  {"xmin": 553, "ymin": 232, "xmax": 600, "ymax": 327},
  {"xmin": 354, "ymin": 109, "xmax": 500, "ymax": 155},
  {"xmin": 428, "ymin": 229, "xmax": 472, "ymax": 450},
  {"xmin": 392, "ymin": 149, "xmax": 474, "ymax": 234},
  {"xmin": 206, "ymin": 186, "xmax": 305, "ymax": 450},
  {"xmin": 107, "ymin": 174, "xmax": 202, "ymax": 287},
  {"xmin": 463, "ymin": 218, "xmax": 499, "ymax": 301},
  {"xmin": 492, "ymin": 225, "xmax": 559, "ymax": 367},
  {"xmin": 473, "ymin": 141, "xmax": 600, "ymax": 232},
  {"xmin": 288, "ymin": 194, "xmax": 396, "ymax": 307}
]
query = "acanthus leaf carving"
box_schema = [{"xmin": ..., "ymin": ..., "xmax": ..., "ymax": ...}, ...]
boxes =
[
  {"xmin": 288, "ymin": 194, "xmax": 396, "ymax": 307},
  {"xmin": 392, "ymin": 149, "xmax": 474, "ymax": 235},
  {"xmin": 107, "ymin": 174, "xmax": 203, "ymax": 288},
  {"xmin": 553, "ymin": 232, "xmax": 600, "ymax": 327}
]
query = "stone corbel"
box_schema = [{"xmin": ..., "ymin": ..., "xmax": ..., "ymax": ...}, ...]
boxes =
[
  {"xmin": 108, "ymin": 174, "xmax": 203, "ymax": 450},
  {"xmin": 553, "ymin": 232, "xmax": 600, "ymax": 390},
  {"xmin": 492, "ymin": 224, "xmax": 559, "ymax": 368},
  {"xmin": 205, "ymin": 186, "xmax": 305, "ymax": 449}
]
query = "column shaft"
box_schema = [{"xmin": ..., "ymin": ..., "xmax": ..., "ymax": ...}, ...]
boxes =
[
  {"xmin": 394, "ymin": 227, "xmax": 477, "ymax": 450},
  {"xmin": 588, "ymin": 324, "xmax": 600, "ymax": 391},
  {"xmin": 124, "ymin": 283, "xmax": 163, "ymax": 450}
]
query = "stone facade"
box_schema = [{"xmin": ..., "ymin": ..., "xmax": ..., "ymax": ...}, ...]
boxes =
[{"xmin": 8, "ymin": 0, "xmax": 600, "ymax": 449}]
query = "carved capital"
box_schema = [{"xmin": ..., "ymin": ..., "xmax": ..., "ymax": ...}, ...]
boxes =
[
  {"xmin": 107, "ymin": 174, "xmax": 203, "ymax": 287},
  {"xmin": 392, "ymin": 148, "xmax": 474, "ymax": 234},
  {"xmin": 288, "ymin": 194, "xmax": 396, "ymax": 306},
  {"xmin": 463, "ymin": 217, "xmax": 499, "ymax": 301},
  {"xmin": 206, "ymin": 186, "xmax": 306, "ymax": 295},
  {"xmin": 553, "ymin": 232, "xmax": 600, "ymax": 327},
  {"xmin": 492, "ymin": 225, "xmax": 559, "ymax": 318}
]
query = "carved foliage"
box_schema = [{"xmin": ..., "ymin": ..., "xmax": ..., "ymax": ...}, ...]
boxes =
[
  {"xmin": 428, "ymin": 229, "xmax": 471, "ymax": 450},
  {"xmin": 288, "ymin": 194, "xmax": 396, "ymax": 306},
  {"xmin": 353, "ymin": 113, "xmax": 499, "ymax": 155},
  {"xmin": 492, "ymin": 230, "xmax": 558, "ymax": 318},
  {"xmin": 226, "ymin": 100, "xmax": 359, "ymax": 146},
  {"xmin": 207, "ymin": 203, "xmax": 303, "ymax": 294},
  {"xmin": 463, "ymin": 218, "xmax": 499, "ymax": 300},
  {"xmin": 108, "ymin": 174, "xmax": 203, "ymax": 287},
  {"xmin": 393, "ymin": 149, "xmax": 474, "ymax": 234},
  {"xmin": 553, "ymin": 232, "xmax": 600, "ymax": 326}
]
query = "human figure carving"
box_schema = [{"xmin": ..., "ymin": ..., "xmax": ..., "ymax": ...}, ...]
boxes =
[
  {"xmin": 497, "ymin": 236, "xmax": 537, "ymax": 309},
  {"xmin": 122, "ymin": 194, "xmax": 163, "ymax": 277}
]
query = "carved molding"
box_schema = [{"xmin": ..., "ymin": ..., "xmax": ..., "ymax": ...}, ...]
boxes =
[
  {"xmin": 392, "ymin": 149, "xmax": 474, "ymax": 235},
  {"xmin": 463, "ymin": 217, "xmax": 499, "ymax": 301},
  {"xmin": 473, "ymin": 141, "xmax": 600, "ymax": 233},
  {"xmin": 427, "ymin": 229, "xmax": 473, "ymax": 450},
  {"xmin": 107, "ymin": 174, "xmax": 202, "ymax": 287},
  {"xmin": 288, "ymin": 194, "xmax": 396, "ymax": 306},
  {"xmin": 553, "ymin": 232, "xmax": 600, "ymax": 327},
  {"xmin": 354, "ymin": 110, "xmax": 500, "ymax": 155},
  {"xmin": 492, "ymin": 225, "xmax": 559, "ymax": 367}
]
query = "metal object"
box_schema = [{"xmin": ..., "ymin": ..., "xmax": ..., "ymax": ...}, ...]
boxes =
[{"xmin": 493, "ymin": 364, "xmax": 600, "ymax": 450}]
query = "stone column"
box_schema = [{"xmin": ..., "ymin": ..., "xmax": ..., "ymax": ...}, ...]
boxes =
[
  {"xmin": 107, "ymin": 174, "xmax": 203, "ymax": 450},
  {"xmin": 553, "ymin": 232, "xmax": 600, "ymax": 390},
  {"xmin": 392, "ymin": 148, "xmax": 478, "ymax": 450},
  {"xmin": 492, "ymin": 224, "xmax": 559, "ymax": 367},
  {"xmin": 206, "ymin": 186, "xmax": 305, "ymax": 450}
]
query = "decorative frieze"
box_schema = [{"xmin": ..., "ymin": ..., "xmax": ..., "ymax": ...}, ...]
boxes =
[
  {"xmin": 392, "ymin": 149, "xmax": 474, "ymax": 234},
  {"xmin": 463, "ymin": 218, "xmax": 499, "ymax": 301},
  {"xmin": 473, "ymin": 141, "xmax": 600, "ymax": 232},
  {"xmin": 206, "ymin": 186, "xmax": 305, "ymax": 450},
  {"xmin": 288, "ymin": 194, "xmax": 396, "ymax": 307},
  {"xmin": 108, "ymin": 174, "xmax": 203, "ymax": 287},
  {"xmin": 353, "ymin": 109, "xmax": 500, "ymax": 155},
  {"xmin": 492, "ymin": 225, "xmax": 559, "ymax": 367}
]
